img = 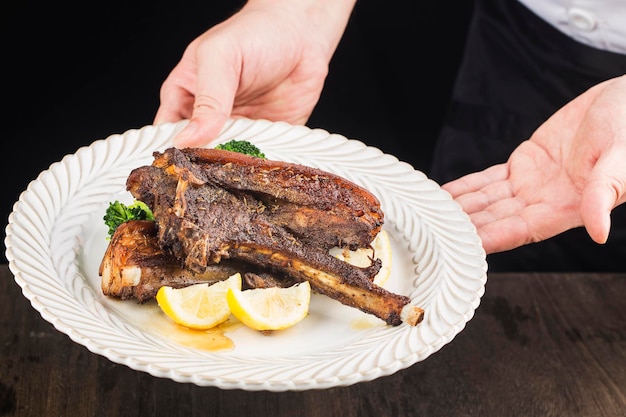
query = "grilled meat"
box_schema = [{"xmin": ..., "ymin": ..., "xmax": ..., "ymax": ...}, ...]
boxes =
[
  {"xmin": 99, "ymin": 219, "xmax": 301, "ymax": 302},
  {"xmin": 242, "ymin": 271, "xmax": 299, "ymax": 289},
  {"xmin": 100, "ymin": 220, "xmax": 243, "ymax": 302},
  {"xmin": 119, "ymin": 147, "xmax": 423, "ymax": 326},
  {"xmin": 176, "ymin": 148, "xmax": 384, "ymax": 250}
]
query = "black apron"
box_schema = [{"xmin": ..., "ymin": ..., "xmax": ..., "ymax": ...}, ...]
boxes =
[{"xmin": 430, "ymin": 0, "xmax": 626, "ymax": 271}]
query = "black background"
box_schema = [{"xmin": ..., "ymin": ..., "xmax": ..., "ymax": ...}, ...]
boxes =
[{"xmin": 3, "ymin": 1, "xmax": 474, "ymax": 263}]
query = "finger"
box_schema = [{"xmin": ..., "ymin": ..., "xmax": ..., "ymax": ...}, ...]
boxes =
[
  {"xmin": 579, "ymin": 148, "xmax": 626, "ymax": 243},
  {"xmin": 475, "ymin": 215, "xmax": 530, "ymax": 254},
  {"xmin": 154, "ymin": 81, "xmax": 195, "ymax": 125},
  {"xmin": 477, "ymin": 202, "xmax": 575, "ymax": 254},
  {"xmin": 580, "ymin": 179, "xmax": 618, "ymax": 244},
  {"xmin": 175, "ymin": 45, "xmax": 241, "ymax": 148},
  {"xmin": 453, "ymin": 179, "xmax": 515, "ymax": 214},
  {"xmin": 468, "ymin": 196, "xmax": 526, "ymax": 229},
  {"xmin": 174, "ymin": 97, "xmax": 230, "ymax": 148},
  {"xmin": 442, "ymin": 164, "xmax": 509, "ymax": 197}
]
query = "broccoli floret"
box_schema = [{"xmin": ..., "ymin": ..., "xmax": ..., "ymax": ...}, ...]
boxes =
[
  {"xmin": 103, "ymin": 200, "xmax": 154, "ymax": 238},
  {"xmin": 215, "ymin": 139, "xmax": 265, "ymax": 158}
]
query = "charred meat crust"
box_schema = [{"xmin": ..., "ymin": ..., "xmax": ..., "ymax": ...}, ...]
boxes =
[
  {"xmin": 165, "ymin": 147, "xmax": 383, "ymax": 250},
  {"xmin": 99, "ymin": 220, "xmax": 243, "ymax": 302},
  {"xmin": 123, "ymin": 147, "xmax": 423, "ymax": 326}
]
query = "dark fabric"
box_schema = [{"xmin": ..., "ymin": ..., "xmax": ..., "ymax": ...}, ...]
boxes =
[{"xmin": 430, "ymin": 0, "xmax": 626, "ymax": 272}]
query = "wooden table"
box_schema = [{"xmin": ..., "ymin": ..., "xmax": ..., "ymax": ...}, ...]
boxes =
[{"xmin": 1, "ymin": 265, "xmax": 624, "ymax": 416}]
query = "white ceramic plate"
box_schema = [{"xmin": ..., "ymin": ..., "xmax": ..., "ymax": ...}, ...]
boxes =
[{"xmin": 5, "ymin": 118, "xmax": 487, "ymax": 391}]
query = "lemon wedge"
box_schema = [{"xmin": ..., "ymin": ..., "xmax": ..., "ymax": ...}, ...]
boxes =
[
  {"xmin": 156, "ymin": 273, "xmax": 242, "ymax": 330},
  {"xmin": 226, "ymin": 281, "xmax": 311, "ymax": 331},
  {"xmin": 329, "ymin": 230, "xmax": 392, "ymax": 287}
]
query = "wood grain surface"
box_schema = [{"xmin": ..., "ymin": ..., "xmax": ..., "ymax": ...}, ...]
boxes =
[{"xmin": 1, "ymin": 266, "xmax": 624, "ymax": 417}]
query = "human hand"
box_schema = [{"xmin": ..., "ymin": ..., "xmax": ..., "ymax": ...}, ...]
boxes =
[
  {"xmin": 442, "ymin": 74, "xmax": 626, "ymax": 254},
  {"xmin": 154, "ymin": 0, "xmax": 356, "ymax": 148}
]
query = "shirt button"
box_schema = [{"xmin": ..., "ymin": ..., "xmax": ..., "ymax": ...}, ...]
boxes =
[{"xmin": 567, "ymin": 8, "xmax": 597, "ymax": 32}]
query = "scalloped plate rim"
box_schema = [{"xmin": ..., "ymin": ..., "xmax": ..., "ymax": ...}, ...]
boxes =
[{"xmin": 4, "ymin": 118, "xmax": 487, "ymax": 391}]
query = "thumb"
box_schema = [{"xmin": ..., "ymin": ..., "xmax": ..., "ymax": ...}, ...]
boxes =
[
  {"xmin": 579, "ymin": 155, "xmax": 626, "ymax": 244},
  {"xmin": 580, "ymin": 180, "xmax": 614, "ymax": 244},
  {"xmin": 173, "ymin": 96, "xmax": 230, "ymax": 148},
  {"xmin": 174, "ymin": 49, "xmax": 240, "ymax": 148}
]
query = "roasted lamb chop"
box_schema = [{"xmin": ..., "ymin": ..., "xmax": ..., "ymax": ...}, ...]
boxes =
[
  {"xmin": 104, "ymin": 147, "xmax": 423, "ymax": 326},
  {"xmin": 100, "ymin": 219, "xmax": 300, "ymax": 301},
  {"xmin": 100, "ymin": 219, "xmax": 243, "ymax": 302}
]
